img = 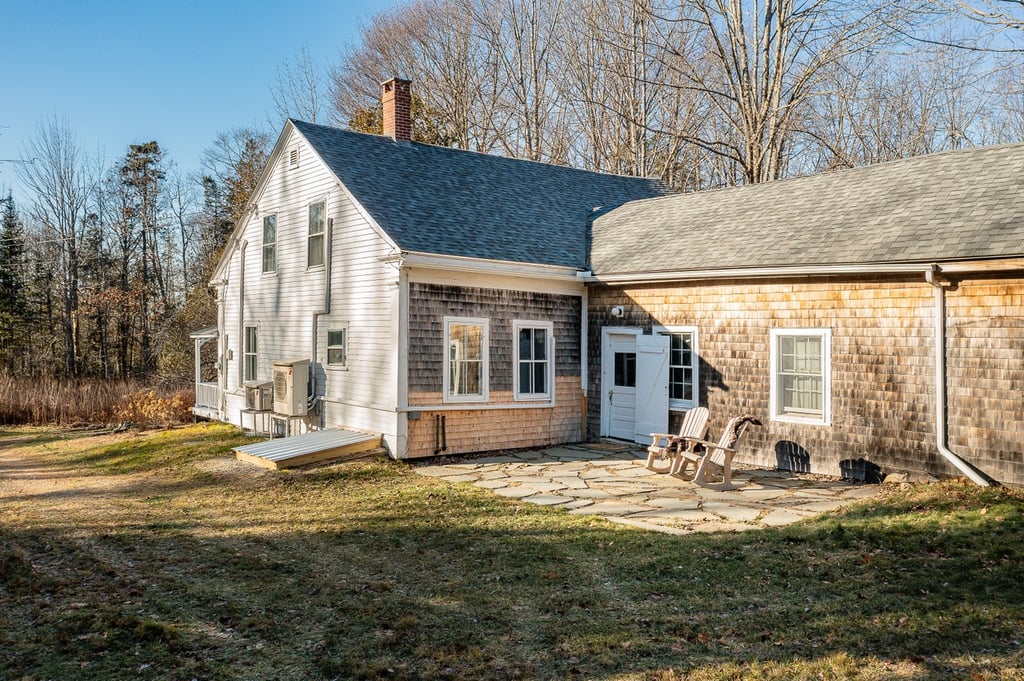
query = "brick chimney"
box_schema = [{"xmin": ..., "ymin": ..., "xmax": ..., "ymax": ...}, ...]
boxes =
[{"xmin": 381, "ymin": 77, "xmax": 412, "ymax": 141}]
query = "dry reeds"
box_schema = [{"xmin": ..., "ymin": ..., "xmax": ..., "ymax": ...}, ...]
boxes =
[{"xmin": 0, "ymin": 374, "xmax": 194, "ymax": 427}]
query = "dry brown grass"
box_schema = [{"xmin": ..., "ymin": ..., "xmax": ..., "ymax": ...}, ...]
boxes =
[
  {"xmin": 1, "ymin": 426, "xmax": 1022, "ymax": 680},
  {"xmin": 0, "ymin": 374, "xmax": 193, "ymax": 427}
]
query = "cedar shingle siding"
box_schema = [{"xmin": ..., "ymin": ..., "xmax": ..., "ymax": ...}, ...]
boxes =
[
  {"xmin": 408, "ymin": 283, "xmax": 581, "ymax": 393},
  {"xmin": 403, "ymin": 283, "xmax": 585, "ymax": 459},
  {"xmin": 588, "ymin": 275, "xmax": 1024, "ymax": 484},
  {"xmin": 945, "ymin": 279, "xmax": 1024, "ymax": 483}
]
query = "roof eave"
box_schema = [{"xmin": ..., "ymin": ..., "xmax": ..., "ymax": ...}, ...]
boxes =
[
  {"xmin": 388, "ymin": 250, "xmax": 584, "ymax": 281},
  {"xmin": 584, "ymin": 257, "xmax": 1024, "ymax": 285}
]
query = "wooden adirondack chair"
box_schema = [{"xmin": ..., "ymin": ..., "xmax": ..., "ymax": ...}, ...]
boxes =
[
  {"xmin": 674, "ymin": 415, "xmax": 762, "ymax": 488},
  {"xmin": 645, "ymin": 407, "xmax": 710, "ymax": 474}
]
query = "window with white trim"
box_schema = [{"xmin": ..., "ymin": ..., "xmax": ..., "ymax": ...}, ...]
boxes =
[
  {"xmin": 657, "ymin": 327, "xmax": 699, "ymax": 410},
  {"xmin": 514, "ymin": 320, "xmax": 553, "ymax": 401},
  {"xmin": 770, "ymin": 328, "xmax": 831, "ymax": 425},
  {"xmin": 327, "ymin": 327, "xmax": 347, "ymax": 367},
  {"xmin": 243, "ymin": 325, "xmax": 258, "ymax": 382},
  {"xmin": 307, "ymin": 201, "xmax": 325, "ymax": 268},
  {"xmin": 444, "ymin": 317, "xmax": 488, "ymax": 402},
  {"xmin": 261, "ymin": 214, "xmax": 276, "ymax": 273}
]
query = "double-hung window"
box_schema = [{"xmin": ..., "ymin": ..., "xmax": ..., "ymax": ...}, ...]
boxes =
[
  {"xmin": 261, "ymin": 214, "xmax": 276, "ymax": 273},
  {"xmin": 444, "ymin": 317, "xmax": 488, "ymax": 402},
  {"xmin": 770, "ymin": 328, "xmax": 831, "ymax": 425},
  {"xmin": 514, "ymin": 320, "xmax": 553, "ymax": 401},
  {"xmin": 327, "ymin": 327, "xmax": 347, "ymax": 367},
  {"xmin": 657, "ymin": 327, "xmax": 698, "ymax": 410},
  {"xmin": 243, "ymin": 325, "xmax": 258, "ymax": 382},
  {"xmin": 307, "ymin": 201, "xmax": 325, "ymax": 268}
]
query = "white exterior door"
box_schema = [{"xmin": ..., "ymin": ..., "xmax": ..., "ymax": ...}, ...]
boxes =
[
  {"xmin": 634, "ymin": 334, "xmax": 670, "ymax": 443},
  {"xmin": 603, "ymin": 331, "xmax": 639, "ymax": 440},
  {"xmin": 602, "ymin": 330, "xmax": 670, "ymax": 443}
]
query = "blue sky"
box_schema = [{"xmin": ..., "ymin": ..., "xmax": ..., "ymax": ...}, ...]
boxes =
[{"xmin": 0, "ymin": 0, "xmax": 396, "ymax": 202}]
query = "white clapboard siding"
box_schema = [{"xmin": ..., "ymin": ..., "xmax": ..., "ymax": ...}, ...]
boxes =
[{"xmin": 218, "ymin": 126, "xmax": 399, "ymax": 443}]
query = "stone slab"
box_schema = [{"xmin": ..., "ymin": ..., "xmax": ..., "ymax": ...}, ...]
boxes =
[
  {"xmin": 492, "ymin": 487, "xmax": 536, "ymax": 499},
  {"xmin": 523, "ymin": 494, "xmax": 572, "ymax": 506},
  {"xmin": 474, "ymin": 479, "xmax": 511, "ymax": 490},
  {"xmin": 760, "ymin": 509, "xmax": 812, "ymax": 526},
  {"xmin": 569, "ymin": 500, "xmax": 650, "ymax": 516},
  {"xmin": 702, "ymin": 502, "xmax": 763, "ymax": 523}
]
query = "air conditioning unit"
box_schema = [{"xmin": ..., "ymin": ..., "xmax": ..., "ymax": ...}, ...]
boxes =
[
  {"xmin": 273, "ymin": 359, "xmax": 309, "ymax": 416},
  {"xmin": 244, "ymin": 381, "xmax": 274, "ymax": 411}
]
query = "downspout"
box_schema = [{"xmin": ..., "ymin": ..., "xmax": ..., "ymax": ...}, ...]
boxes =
[
  {"xmin": 926, "ymin": 266, "xmax": 991, "ymax": 486},
  {"xmin": 214, "ymin": 280, "xmax": 227, "ymax": 416},
  {"xmin": 311, "ymin": 216, "xmax": 334, "ymax": 415},
  {"xmin": 236, "ymin": 239, "xmax": 248, "ymax": 390}
]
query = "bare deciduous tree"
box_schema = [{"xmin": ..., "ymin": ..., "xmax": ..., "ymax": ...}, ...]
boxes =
[
  {"xmin": 271, "ymin": 48, "xmax": 329, "ymax": 125},
  {"xmin": 17, "ymin": 117, "xmax": 93, "ymax": 375}
]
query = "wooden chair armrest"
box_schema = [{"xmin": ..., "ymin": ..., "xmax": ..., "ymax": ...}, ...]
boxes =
[{"xmin": 687, "ymin": 439, "xmax": 737, "ymax": 453}]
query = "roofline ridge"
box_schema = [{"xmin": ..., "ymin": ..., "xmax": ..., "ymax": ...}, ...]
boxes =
[{"xmin": 290, "ymin": 118, "xmax": 671, "ymax": 187}]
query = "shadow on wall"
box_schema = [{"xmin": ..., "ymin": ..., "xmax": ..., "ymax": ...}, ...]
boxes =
[
  {"xmin": 840, "ymin": 458, "xmax": 883, "ymax": 483},
  {"xmin": 775, "ymin": 440, "xmax": 811, "ymax": 473},
  {"xmin": 698, "ymin": 357, "xmax": 728, "ymax": 406}
]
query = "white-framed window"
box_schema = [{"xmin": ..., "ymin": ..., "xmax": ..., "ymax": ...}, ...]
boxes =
[
  {"xmin": 443, "ymin": 317, "xmax": 488, "ymax": 403},
  {"xmin": 307, "ymin": 201, "xmax": 325, "ymax": 268},
  {"xmin": 770, "ymin": 328, "xmax": 831, "ymax": 425},
  {"xmin": 327, "ymin": 327, "xmax": 347, "ymax": 367},
  {"xmin": 243, "ymin": 325, "xmax": 258, "ymax": 382},
  {"xmin": 261, "ymin": 214, "xmax": 276, "ymax": 274},
  {"xmin": 514, "ymin": 320, "xmax": 553, "ymax": 401},
  {"xmin": 656, "ymin": 326, "xmax": 699, "ymax": 410}
]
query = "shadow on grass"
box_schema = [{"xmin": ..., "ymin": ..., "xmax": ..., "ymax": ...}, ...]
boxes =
[{"xmin": 2, "ymin": 449, "xmax": 1023, "ymax": 680}]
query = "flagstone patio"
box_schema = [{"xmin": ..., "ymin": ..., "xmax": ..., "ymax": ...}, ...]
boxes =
[{"xmin": 413, "ymin": 442, "xmax": 882, "ymax": 535}]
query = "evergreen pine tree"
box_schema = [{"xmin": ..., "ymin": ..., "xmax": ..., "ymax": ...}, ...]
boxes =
[{"xmin": 0, "ymin": 194, "xmax": 27, "ymax": 371}]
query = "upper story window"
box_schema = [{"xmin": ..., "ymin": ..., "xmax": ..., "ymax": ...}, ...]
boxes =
[
  {"xmin": 308, "ymin": 201, "xmax": 325, "ymax": 268},
  {"xmin": 327, "ymin": 327, "xmax": 347, "ymax": 367},
  {"xmin": 770, "ymin": 328, "xmax": 831, "ymax": 425},
  {"xmin": 243, "ymin": 325, "xmax": 258, "ymax": 382},
  {"xmin": 261, "ymin": 214, "xmax": 276, "ymax": 274},
  {"xmin": 657, "ymin": 327, "xmax": 698, "ymax": 410},
  {"xmin": 514, "ymin": 320, "xmax": 553, "ymax": 401},
  {"xmin": 444, "ymin": 317, "xmax": 488, "ymax": 403}
]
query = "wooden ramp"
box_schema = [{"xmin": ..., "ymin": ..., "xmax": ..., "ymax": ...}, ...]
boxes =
[{"xmin": 234, "ymin": 428, "xmax": 382, "ymax": 470}]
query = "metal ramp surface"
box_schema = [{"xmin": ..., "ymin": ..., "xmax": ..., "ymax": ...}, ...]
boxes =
[{"xmin": 234, "ymin": 428, "xmax": 382, "ymax": 470}]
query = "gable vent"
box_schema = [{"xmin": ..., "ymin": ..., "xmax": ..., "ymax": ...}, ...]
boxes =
[{"xmin": 288, "ymin": 148, "xmax": 299, "ymax": 168}]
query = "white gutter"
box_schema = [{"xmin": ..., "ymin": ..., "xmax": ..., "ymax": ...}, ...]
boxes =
[
  {"xmin": 586, "ymin": 259, "xmax": 1024, "ymax": 285},
  {"xmin": 385, "ymin": 251, "xmax": 583, "ymax": 283},
  {"xmin": 236, "ymin": 239, "xmax": 248, "ymax": 389},
  {"xmin": 926, "ymin": 267, "xmax": 991, "ymax": 486},
  {"xmin": 213, "ymin": 278, "xmax": 228, "ymax": 416},
  {"xmin": 587, "ymin": 263, "xmax": 932, "ymax": 284},
  {"xmin": 311, "ymin": 215, "xmax": 334, "ymax": 411}
]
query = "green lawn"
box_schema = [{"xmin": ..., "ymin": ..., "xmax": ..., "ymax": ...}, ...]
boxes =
[{"xmin": 1, "ymin": 424, "xmax": 1022, "ymax": 680}]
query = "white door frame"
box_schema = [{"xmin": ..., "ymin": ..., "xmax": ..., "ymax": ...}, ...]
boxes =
[{"xmin": 600, "ymin": 327, "xmax": 642, "ymax": 438}]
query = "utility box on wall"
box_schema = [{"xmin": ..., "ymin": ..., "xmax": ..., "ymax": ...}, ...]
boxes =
[
  {"xmin": 273, "ymin": 359, "xmax": 309, "ymax": 416},
  {"xmin": 243, "ymin": 381, "xmax": 274, "ymax": 412}
]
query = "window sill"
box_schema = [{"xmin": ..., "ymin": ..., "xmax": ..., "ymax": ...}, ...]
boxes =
[
  {"xmin": 772, "ymin": 413, "xmax": 830, "ymax": 427},
  {"xmin": 441, "ymin": 395, "xmax": 489, "ymax": 405},
  {"xmin": 513, "ymin": 395, "xmax": 554, "ymax": 404}
]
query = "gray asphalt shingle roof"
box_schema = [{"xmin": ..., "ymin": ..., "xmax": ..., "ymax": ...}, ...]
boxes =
[
  {"xmin": 590, "ymin": 143, "xmax": 1024, "ymax": 276},
  {"xmin": 292, "ymin": 120, "xmax": 671, "ymax": 268}
]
